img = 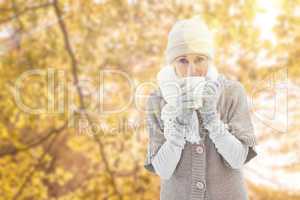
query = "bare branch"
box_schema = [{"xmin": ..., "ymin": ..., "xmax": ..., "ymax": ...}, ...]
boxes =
[
  {"xmin": 0, "ymin": 120, "xmax": 68, "ymax": 157},
  {"xmin": 12, "ymin": 130, "xmax": 60, "ymax": 200}
]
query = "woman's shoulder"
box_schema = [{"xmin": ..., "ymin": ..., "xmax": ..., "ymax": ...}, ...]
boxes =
[
  {"xmin": 219, "ymin": 74, "xmax": 247, "ymax": 96},
  {"xmin": 146, "ymin": 88, "xmax": 165, "ymax": 115}
]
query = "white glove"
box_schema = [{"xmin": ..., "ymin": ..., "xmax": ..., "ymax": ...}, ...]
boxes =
[
  {"xmin": 197, "ymin": 79, "xmax": 223, "ymax": 125},
  {"xmin": 161, "ymin": 104, "xmax": 190, "ymax": 148}
]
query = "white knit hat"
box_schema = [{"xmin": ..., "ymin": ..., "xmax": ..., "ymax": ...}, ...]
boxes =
[{"xmin": 165, "ymin": 15, "xmax": 214, "ymax": 65}]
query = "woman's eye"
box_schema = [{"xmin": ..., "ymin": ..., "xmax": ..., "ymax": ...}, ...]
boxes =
[
  {"xmin": 179, "ymin": 58, "xmax": 188, "ymax": 64},
  {"xmin": 195, "ymin": 57, "xmax": 204, "ymax": 64}
]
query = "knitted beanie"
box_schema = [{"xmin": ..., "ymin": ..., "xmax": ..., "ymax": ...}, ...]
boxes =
[{"xmin": 165, "ymin": 15, "xmax": 214, "ymax": 65}]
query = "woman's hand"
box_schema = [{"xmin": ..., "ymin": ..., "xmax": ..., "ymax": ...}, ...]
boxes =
[
  {"xmin": 197, "ymin": 79, "xmax": 222, "ymax": 125},
  {"xmin": 161, "ymin": 103, "xmax": 189, "ymax": 148},
  {"xmin": 160, "ymin": 85, "xmax": 197, "ymax": 147},
  {"xmin": 161, "ymin": 82, "xmax": 196, "ymax": 126}
]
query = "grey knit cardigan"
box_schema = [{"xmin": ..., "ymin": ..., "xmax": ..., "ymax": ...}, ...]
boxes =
[{"xmin": 144, "ymin": 75, "xmax": 258, "ymax": 200}]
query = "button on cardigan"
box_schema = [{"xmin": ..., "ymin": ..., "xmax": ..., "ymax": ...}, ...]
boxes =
[{"xmin": 144, "ymin": 75, "xmax": 258, "ymax": 200}]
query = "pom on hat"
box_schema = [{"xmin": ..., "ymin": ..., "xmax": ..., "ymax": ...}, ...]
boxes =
[{"xmin": 165, "ymin": 15, "xmax": 214, "ymax": 65}]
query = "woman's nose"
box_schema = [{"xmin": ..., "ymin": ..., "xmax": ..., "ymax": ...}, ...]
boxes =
[
  {"xmin": 187, "ymin": 62, "xmax": 200, "ymax": 76},
  {"xmin": 188, "ymin": 62, "xmax": 203, "ymax": 76}
]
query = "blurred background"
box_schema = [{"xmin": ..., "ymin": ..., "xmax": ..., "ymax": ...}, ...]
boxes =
[{"xmin": 0, "ymin": 0, "xmax": 299, "ymax": 199}]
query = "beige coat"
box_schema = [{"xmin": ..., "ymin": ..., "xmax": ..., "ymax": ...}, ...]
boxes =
[{"xmin": 144, "ymin": 74, "xmax": 258, "ymax": 200}]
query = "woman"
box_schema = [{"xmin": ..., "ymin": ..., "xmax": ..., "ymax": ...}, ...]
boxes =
[{"xmin": 144, "ymin": 16, "xmax": 258, "ymax": 200}]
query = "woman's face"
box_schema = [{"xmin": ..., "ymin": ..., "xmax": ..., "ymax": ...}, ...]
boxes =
[{"xmin": 172, "ymin": 53, "xmax": 209, "ymax": 77}]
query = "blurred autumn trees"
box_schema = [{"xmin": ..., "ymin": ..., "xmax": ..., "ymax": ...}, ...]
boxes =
[{"xmin": 0, "ymin": 0, "xmax": 299, "ymax": 199}]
